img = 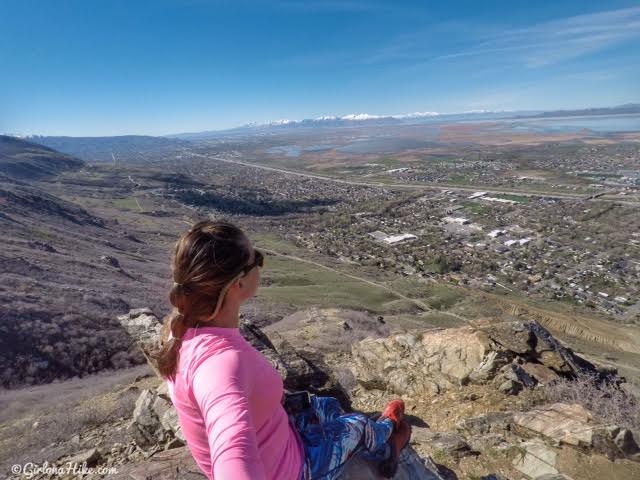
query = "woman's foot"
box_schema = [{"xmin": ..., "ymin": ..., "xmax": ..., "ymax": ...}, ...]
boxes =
[
  {"xmin": 379, "ymin": 399, "xmax": 405, "ymax": 429},
  {"xmin": 378, "ymin": 419, "xmax": 412, "ymax": 478}
]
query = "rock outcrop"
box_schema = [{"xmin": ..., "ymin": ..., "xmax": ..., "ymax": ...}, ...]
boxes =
[
  {"xmin": 513, "ymin": 403, "xmax": 640, "ymax": 462},
  {"xmin": 101, "ymin": 310, "xmax": 640, "ymax": 480},
  {"xmin": 350, "ymin": 321, "xmax": 602, "ymax": 397},
  {"xmin": 117, "ymin": 308, "xmax": 329, "ymax": 392},
  {"xmin": 116, "ymin": 308, "xmax": 445, "ymax": 479}
]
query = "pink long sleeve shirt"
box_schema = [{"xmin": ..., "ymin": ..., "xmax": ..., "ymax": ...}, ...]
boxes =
[{"xmin": 165, "ymin": 325, "xmax": 305, "ymax": 480}]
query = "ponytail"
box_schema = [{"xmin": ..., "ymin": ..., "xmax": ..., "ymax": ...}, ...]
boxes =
[{"xmin": 147, "ymin": 283, "xmax": 194, "ymax": 381}]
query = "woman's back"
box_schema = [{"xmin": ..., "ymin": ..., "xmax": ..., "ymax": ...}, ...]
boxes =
[{"xmin": 166, "ymin": 325, "xmax": 304, "ymax": 480}]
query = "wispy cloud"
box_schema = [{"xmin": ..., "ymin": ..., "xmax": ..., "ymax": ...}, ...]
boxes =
[
  {"xmin": 434, "ymin": 6, "xmax": 640, "ymax": 67},
  {"xmin": 277, "ymin": 6, "xmax": 640, "ymax": 72}
]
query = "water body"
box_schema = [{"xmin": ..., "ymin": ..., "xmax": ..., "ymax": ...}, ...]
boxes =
[
  {"xmin": 508, "ymin": 114, "xmax": 640, "ymax": 134},
  {"xmin": 267, "ymin": 144, "xmax": 337, "ymax": 157},
  {"xmin": 337, "ymin": 135, "xmax": 440, "ymax": 154},
  {"xmin": 266, "ymin": 115, "xmax": 639, "ymax": 159},
  {"xmin": 267, "ymin": 145, "xmax": 301, "ymax": 157}
]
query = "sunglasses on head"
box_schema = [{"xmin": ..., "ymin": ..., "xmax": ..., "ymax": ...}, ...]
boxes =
[{"xmin": 240, "ymin": 248, "xmax": 264, "ymax": 275}]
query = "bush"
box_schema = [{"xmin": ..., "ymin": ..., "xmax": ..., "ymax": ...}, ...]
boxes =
[{"xmin": 544, "ymin": 372, "xmax": 640, "ymax": 431}]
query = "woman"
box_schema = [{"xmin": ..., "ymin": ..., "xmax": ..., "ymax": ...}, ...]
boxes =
[{"xmin": 148, "ymin": 219, "xmax": 411, "ymax": 480}]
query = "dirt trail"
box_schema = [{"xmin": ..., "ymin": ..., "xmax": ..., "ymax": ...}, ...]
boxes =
[{"xmin": 259, "ymin": 247, "xmax": 467, "ymax": 323}]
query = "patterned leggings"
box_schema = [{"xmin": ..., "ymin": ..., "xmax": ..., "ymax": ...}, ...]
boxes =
[{"xmin": 292, "ymin": 395, "xmax": 394, "ymax": 480}]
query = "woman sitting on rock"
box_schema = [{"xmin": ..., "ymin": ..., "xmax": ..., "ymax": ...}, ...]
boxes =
[{"xmin": 148, "ymin": 219, "xmax": 411, "ymax": 480}]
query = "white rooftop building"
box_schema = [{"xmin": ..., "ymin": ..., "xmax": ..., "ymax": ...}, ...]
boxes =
[
  {"xmin": 468, "ymin": 191, "xmax": 488, "ymax": 199},
  {"xmin": 383, "ymin": 233, "xmax": 418, "ymax": 245},
  {"xmin": 504, "ymin": 237, "xmax": 534, "ymax": 247},
  {"xmin": 443, "ymin": 216, "xmax": 470, "ymax": 225},
  {"xmin": 369, "ymin": 231, "xmax": 417, "ymax": 246},
  {"xmin": 481, "ymin": 196, "xmax": 517, "ymax": 204}
]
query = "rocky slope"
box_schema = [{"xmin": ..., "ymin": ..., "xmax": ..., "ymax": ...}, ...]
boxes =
[
  {"xmin": 0, "ymin": 135, "xmax": 84, "ymax": 180},
  {"xmin": 7, "ymin": 308, "xmax": 639, "ymax": 480},
  {"xmin": 0, "ymin": 137, "xmax": 187, "ymax": 388}
]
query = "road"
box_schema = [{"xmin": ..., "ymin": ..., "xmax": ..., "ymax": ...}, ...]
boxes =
[{"xmin": 189, "ymin": 152, "xmax": 640, "ymax": 205}]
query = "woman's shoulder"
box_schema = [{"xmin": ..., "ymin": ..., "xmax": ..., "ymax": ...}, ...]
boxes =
[{"xmin": 185, "ymin": 330, "xmax": 248, "ymax": 380}]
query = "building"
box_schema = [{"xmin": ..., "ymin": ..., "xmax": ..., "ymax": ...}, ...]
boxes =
[
  {"xmin": 481, "ymin": 196, "xmax": 517, "ymax": 204},
  {"xmin": 369, "ymin": 231, "xmax": 418, "ymax": 246},
  {"xmin": 468, "ymin": 191, "xmax": 488, "ymax": 199},
  {"xmin": 504, "ymin": 237, "xmax": 533, "ymax": 247},
  {"xmin": 443, "ymin": 216, "xmax": 470, "ymax": 225},
  {"xmin": 383, "ymin": 233, "xmax": 418, "ymax": 245},
  {"xmin": 488, "ymin": 229, "xmax": 506, "ymax": 238}
]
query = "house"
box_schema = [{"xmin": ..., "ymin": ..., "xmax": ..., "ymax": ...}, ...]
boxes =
[
  {"xmin": 468, "ymin": 191, "xmax": 488, "ymax": 199},
  {"xmin": 383, "ymin": 233, "xmax": 418, "ymax": 245},
  {"xmin": 481, "ymin": 196, "xmax": 517, "ymax": 204},
  {"xmin": 369, "ymin": 231, "xmax": 417, "ymax": 246},
  {"xmin": 443, "ymin": 216, "xmax": 470, "ymax": 225}
]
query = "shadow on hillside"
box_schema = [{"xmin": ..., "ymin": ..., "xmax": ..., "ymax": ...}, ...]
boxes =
[{"xmin": 174, "ymin": 189, "xmax": 338, "ymax": 216}]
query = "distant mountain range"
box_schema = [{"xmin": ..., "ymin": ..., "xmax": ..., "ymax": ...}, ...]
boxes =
[
  {"xmin": 520, "ymin": 103, "xmax": 640, "ymax": 119},
  {"xmin": 166, "ymin": 103, "xmax": 640, "ymax": 140},
  {"xmin": 10, "ymin": 103, "xmax": 639, "ymax": 146},
  {"xmin": 167, "ymin": 110, "xmax": 522, "ymax": 140}
]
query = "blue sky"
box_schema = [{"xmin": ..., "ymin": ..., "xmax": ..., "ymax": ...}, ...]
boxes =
[{"xmin": 1, "ymin": 0, "xmax": 639, "ymax": 136}]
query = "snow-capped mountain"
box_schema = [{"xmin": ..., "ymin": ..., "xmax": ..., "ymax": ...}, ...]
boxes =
[
  {"xmin": 166, "ymin": 103, "xmax": 640, "ymax": 140},
  {"xmin": 261, "ymin": 111, "xmax": 442, "ymax": 126}
]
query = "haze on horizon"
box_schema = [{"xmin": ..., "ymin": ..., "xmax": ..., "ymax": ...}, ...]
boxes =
[{"xmin": 1, "ymin": 0, "xmax": 640, "ymax": 137}]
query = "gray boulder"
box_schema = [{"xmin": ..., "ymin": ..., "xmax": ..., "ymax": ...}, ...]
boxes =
[
  {"xmin": 117, "ymin": 308, "xmax": 164, "ymax": 377},
  {"xmin": 513, "ymin": 440, "xmax": 560, "ymax": 479},
  {"xmin": 117, "ymin": 308, "xmax": 324, "ymax": 392},
  {"xmin": 513, "ymin": 402, "xmax": 640, "ymax": 462}
]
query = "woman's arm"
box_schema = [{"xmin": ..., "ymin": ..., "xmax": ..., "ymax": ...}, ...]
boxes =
[{"xmin": 191, "ymin": 350, "xmax": 266, "ymax": 480}]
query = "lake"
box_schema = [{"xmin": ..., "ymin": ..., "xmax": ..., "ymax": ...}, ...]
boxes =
[{"xmin": 507, "ymin": 114, "xmax": 640, "ymax": 134}]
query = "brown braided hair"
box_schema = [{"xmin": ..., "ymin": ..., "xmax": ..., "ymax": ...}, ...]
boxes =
[{"xmin": 146, "ymin": 219, "xmax": 252, "ymax": 381}]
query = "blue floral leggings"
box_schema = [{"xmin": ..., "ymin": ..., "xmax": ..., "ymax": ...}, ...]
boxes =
[{"xmin": 291, "ymin": 395, "xmax": 394, "ymax": 480}]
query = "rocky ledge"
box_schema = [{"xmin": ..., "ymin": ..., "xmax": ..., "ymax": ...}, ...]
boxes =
[{"xmin": 11, "ymin": 308, "xmax": 639, "ymax": 480}]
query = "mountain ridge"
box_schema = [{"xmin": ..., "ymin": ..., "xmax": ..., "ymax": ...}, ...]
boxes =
[{"xmin": 166, "ymin": 103, "xmax": 640, "ymax": 140}]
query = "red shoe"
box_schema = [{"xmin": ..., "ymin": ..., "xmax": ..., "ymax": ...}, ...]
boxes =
[
  {"xmin": 378, "ymin": 419, "xmax": 412, "ymax": 478},
  {"xmin": 379, "ymin": 399, "xmax": 405, "ymax": 429}
]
